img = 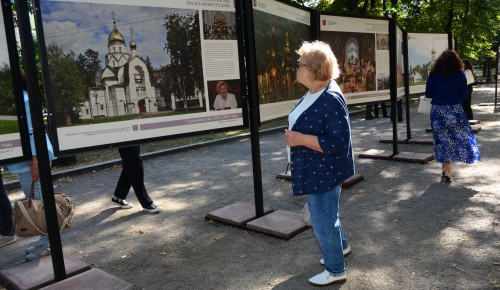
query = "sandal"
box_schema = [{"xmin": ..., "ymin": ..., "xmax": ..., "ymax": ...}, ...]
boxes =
[{"xmin": 441, "ymin": 172, "xmax": 452, "ymax": 183}]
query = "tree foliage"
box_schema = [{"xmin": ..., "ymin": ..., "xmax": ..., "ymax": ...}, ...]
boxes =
[
  {"xmin": 288, "ymin": 0, "xmax": 500, "ymax": 63},
  {"xmin": 163, "ymin": 12, "xmax": 203, "ymax": 111},
  {"xmin": 46, "ymin": 43, "xmax": 86, "ymax": 125},
  {"xmin": 0, "ymin": 64, "xmax": 16, "ymax": 115},
  {"xmin": 75, "ymin": 48, "xmax": 101, "ymax": 90}
]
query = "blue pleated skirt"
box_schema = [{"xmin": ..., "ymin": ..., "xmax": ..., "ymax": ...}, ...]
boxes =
[{"xmin": 430, "ymin": 104, "xmax": 481, "ymax": 164}]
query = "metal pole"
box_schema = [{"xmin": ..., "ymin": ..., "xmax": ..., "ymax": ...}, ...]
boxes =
[
  {"xmin": 402, "ymin": 28, "xmax": 411, "ymax": 140},
  {"xmin": 15, "ymin": 0, "xmax": 66, "ymax": 281},
  {"xmin": 240, "ymin": 0, "xmax": 264, "ymax": 217},
  {"xmin": 494, "ymin": 48, "xmax": 499, "ymax": 111},
  {"xmin": 389, "ymin": 17, "xmax": 399, "ymax": 154}
]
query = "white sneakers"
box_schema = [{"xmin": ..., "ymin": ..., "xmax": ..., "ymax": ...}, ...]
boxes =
[
  {"xmin": 308, "ymin": 270, "xmax": 346, "ymax": 286},
  {"xmin": 311, "ymin": 244, "xmax": 351, "ymax": 285},
  {"xmin": 111, "ymin": 196, "xmax": 133, "ymax": 209}
]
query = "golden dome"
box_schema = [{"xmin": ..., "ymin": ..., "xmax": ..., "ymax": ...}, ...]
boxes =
[
  {"xmin": 130, "ymin": 38, "xmax": 136, "ymax": 49},
  {"xmin": 108, "ymin": 23, "xmax": 125, "ymax": 45}
]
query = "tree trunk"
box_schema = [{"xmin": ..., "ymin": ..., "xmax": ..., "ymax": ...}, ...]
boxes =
[{"xmin": 445, "ymin": 1, "xmax": 454, "ymax": 33}]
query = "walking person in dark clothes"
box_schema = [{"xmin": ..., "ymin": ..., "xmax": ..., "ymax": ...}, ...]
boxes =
[
  {"xmin": 111, "ymin": 145, "xmax": 160, "ymax": 213},
  {"xmin": 461, "ymin": 59, "xmax": 476, "ymax": 120}
]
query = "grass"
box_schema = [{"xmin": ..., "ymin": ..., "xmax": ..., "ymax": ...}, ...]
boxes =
[{"xmin": 0, "ymin": 120, "xmax": 21, "ymax": 134}]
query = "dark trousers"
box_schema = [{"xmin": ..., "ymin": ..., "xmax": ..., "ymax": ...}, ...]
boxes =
[
  {"xmin": 461, "ymin": 85, "xmax": 473, "ymax": 120},
  {"xmin": 365, "ymin": 103, "xmax": 388, "ymax": 118},
  {"xmin": 0, "ymin": 173, "xmax": 14, "ymax": 236},
  {"xmin": 114, "ymin": 146, "xmax": 153, "ymax": 208},
  {"xmin": 390, "ymin": 100, "xmax": 404, "ymax": 122},
  {"xmin": 373, "ymin": 103, "xmax": 388, "ymax": 117}
]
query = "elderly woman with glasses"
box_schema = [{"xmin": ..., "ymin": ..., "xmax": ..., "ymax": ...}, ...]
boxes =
[{"xmin": 284, "ymin": 40, "xmax": 354, "ymax": 286}]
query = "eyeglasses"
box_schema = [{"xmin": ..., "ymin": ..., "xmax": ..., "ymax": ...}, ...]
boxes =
[{"xmin": 296, "ymin": 60, "xmax": 306, "ymax": 70}]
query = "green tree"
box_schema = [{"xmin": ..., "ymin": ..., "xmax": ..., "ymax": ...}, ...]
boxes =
[
  {"xmin": 289, "ymin": 0, "xmax": 500, "ymax": 63},
  {"xmin": 143, "ymin": 55, "xmax": 158, "ymax": 85},
  {"xmin": 46, "ymin": 43, "xmax": 86, "ymax": 125},
  {"xmin": 0, "ymin": 64, "xmax": 16, "ymax": 115},
  {"xmin": 76, "ymin": 48, "xmax": 101, "ymax": 89},
  {"xmin": 163, "ymin": 12, "xmax": 203, "ymax": 112}
]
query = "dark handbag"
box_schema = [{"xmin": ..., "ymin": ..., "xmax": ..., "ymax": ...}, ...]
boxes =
[{"xmin": 13, "ymin": 181, "xmax": 75, "ymax": 237}]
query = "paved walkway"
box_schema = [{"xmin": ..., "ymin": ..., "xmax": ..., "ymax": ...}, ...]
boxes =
[{"xmin": 1, "ymin": 83, "xmax": 498, "ymax": 289}]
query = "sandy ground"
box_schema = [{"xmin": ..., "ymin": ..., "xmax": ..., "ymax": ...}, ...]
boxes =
[{"xmin": 1, "ymin": 83, "xmax": 499, "ymax": 289}]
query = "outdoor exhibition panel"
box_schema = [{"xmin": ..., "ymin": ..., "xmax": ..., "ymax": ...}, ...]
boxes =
[
  {"xmin": 33, "ymin": 0, "xmax": 247, "ymax": 154},
  {"xmin": 395, "ymin": 22, "xmax": 405, "ymax": 98},
  {"xmin": 319, "ymin": 14, "xmax": 390, "ymax": 105},
  {"xmin": 0, "ymin": 0, "xmax": 30, "ymax": 164},
  {"xmin": 407, "ymin": 32, "xmax": 450, "ymax": 95},
  {"xmin": 251, "ymin": 0, "xmax": 313, "ymax": 123}
]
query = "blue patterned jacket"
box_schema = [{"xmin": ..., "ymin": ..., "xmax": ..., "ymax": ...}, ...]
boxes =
[{"xmin": 290, "ymin": 80, "xmax": 355, "ymax": 196}]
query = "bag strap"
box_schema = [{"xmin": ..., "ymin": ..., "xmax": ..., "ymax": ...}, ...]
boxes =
[
  {"xmin": 57, "ymin": 197, "xmax": 75, "ymax": 231},
  {"xmin": 58, "ymin": 211, "xmax": 73, "ymax": 231},
  {"xmin": 16, "ymin": 200, "xmax": 46, "ymax": 235},
  {"xmin": 28, "ymin": 180, "xmax": 36, "ymax": 208}
]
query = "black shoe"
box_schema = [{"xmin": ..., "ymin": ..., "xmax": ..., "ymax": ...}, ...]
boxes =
[
  {"xmin": 143, "ymin": 203, "xmax": 160, "ymax": 213},
  {"xmin": 365, "ymin": 115, "xmax": 375, "ymax": 120},
  {"xmin": 112, "ymin": 196, "xmax": 133, "ymax": 209}
]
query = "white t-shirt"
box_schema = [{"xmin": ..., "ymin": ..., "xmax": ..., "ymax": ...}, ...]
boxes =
[
  {"xmin": 286, "ymin": 90, "xmax": 324, "ymax": 162},
  {"xmin": 464, "ymin": 69, "xmax": 475, "ymax": 85}
]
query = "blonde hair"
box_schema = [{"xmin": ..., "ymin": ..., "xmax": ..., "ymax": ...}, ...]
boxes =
[
  {"xmin": 216, "ymin": 80, "xmax": 229, "ymax": 93},
  {"xmin": 296, "ymin": 40, "xmax": 339, "ymax": 81}
]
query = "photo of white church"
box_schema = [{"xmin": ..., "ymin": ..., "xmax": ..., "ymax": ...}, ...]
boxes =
[{"xmin": 79, "ymin": 18, "xmax": 158, "ymax": 119}]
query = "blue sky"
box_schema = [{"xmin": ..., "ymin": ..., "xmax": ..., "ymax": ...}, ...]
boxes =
[
  {"xmin": 408, "ymin": 34, "xmax": 449, "ymax": 68},
  {"xmin": 40, "ymin": 1, "xmax": 195, "ymax": 68}
]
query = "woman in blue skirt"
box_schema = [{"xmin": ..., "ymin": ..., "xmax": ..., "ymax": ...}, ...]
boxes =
[{"xmin": 425, "ymin": 50, "xmax": 481, "ymax": 183}]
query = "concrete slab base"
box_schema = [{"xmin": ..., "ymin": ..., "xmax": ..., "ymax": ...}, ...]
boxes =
[
  {"xmin": 205, "ymin": 202, "xmax": 274, "ymax": 227},
  {"xmin": 245, "ymin": 210, "xmax": 309, "ymax": 240},
  {"xmin": 471, "ymin": 124, "xmax": 482, "ymax": 132},
  {"xmin": 39, "ymin": 268, "xmax": 133, "ymax": 290},
  {"xmin": 0, "ymin": 256, "xmax": 91, "ymax": 290},
  {"xmin": 358, "ymin": 149, "xmax": 394, "ymax": 160},
  {"xmin": 392, "ymin": 152, "xmax": 434, "ymax": 163},
  {"xmin": 342, "ymin": 174, "xmax": 364, "ymax": 188},
  {"xmin": 276, "ymin": 171, "xmax": 291, "ymax": 180}
]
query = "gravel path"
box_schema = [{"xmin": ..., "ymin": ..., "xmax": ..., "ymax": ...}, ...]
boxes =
[{"xmin": 1, "ymin": 83, "xmax": 499, "ymax": 289}]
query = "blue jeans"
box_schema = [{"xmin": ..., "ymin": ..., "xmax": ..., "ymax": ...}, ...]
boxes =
[
  {"xmin": 18, "ymin": 172, "xmax": 49, "ymax": 247},
  {"xmin": 0, "ymin": 173, "xmax": 14, "ymax": 236},
  {"xmin": 307, "ymin": 185, "xmax": 348, "ymax": 274}
]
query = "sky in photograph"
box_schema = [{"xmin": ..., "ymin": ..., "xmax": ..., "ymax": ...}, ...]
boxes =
[
  {"xmin": 0, "ymin": 5, "xmax": 11, "ymax": 67},
  {"xmin": 40, "ymin": 1, "xmax": 196, "ymax": 69},
  {"xmin": 408, "ymin": 34, "xmax": 449, "ymax": 68}
]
